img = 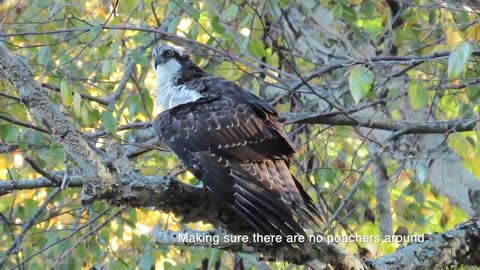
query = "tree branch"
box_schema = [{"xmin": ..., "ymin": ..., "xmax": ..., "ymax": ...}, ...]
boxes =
[
  {"xmin": 0, "ymin": 171, "xmax": 236, "ymax": 231},
  {"xmin": 281, "ymin": 112, "xmax": 479, "ymax": 134},
  {"xmin": 0, "ymin": 42, "xmax": 116, "ymax": 196},
  {"xmin": 41, "ymin": 83, "xmax": 109, "ymax": 106},
  {"xmin": 0, "ymin": 113, "xmax": 50, "ymax": 134},
  {"xmin": 153, "ymin": 228, "xmax": 367, "ymax": 269},
  {"xmin": 366, "ymin": 220, "xmax": 480, "ymax": 270},
  {"xmin": 0, "ymin": 188, "xmax": 61, "ymax": 268}
]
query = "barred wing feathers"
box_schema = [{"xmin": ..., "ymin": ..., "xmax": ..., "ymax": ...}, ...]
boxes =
[{"xmin": 153, "ymin": 78, "xmax": 322, "ymax": 237}]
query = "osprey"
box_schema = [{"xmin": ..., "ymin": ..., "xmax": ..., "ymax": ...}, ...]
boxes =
[{"xmin": 152, "ymin": 44, "xmax": 322, "ymax": 238}]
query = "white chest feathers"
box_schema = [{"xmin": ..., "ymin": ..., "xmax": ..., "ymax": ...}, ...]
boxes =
[{"xmin": 153, "ymin": 59, "xmax": 203, "ymax": 113}]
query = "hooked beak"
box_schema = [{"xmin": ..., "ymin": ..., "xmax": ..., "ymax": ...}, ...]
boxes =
[{"xmin": 154, "ymin": 55, "xmax": 164, "ymax": 69}]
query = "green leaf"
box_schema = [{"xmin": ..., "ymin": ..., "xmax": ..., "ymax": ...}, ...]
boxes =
[
  {"xmin": 415, "ymin": 162, "xmax": 428, "ymax": 185},
  {"xmin": 81, "ymin": 103, "xmax": 90, "ymax": 125},
  {"xmin": 168, "ymin": 16, "xmax": 181, "ymax": 33},
  {"xmin": 448, "ymin": 42, "xmax": 472, "ymax": 79},
  {"xmin": 58, "ymin": 55, "xmax": 70, "ymax": 66},
  {"xmin": 164, "ymin": 262, "xmax": 175, "ymax": 270},
  {"xmin": 100, "ymin": 111, "xmax": 117, "ymax": 133},
  {"xmin": 117, "ymin": 0, "xmax": 137, "ymax": 13},
  {"xmin": 224, "ymin": 4, "xmax": 239, "ymax": 20},
  {"xmin": 178, "ymin": 2, "xmax": 200, "ymax": 20},
  {"xmin": 131, "ymin": 54, "xmax": 149, "ymax": 67},
  {"xmin": 408, "ymin": 80, "xmax": 428, "ymax": 110},
  {"xmin": 342, "ymin": 5, "xmax": 357, "ymax": 24},
  {"xmin": 211, "ymin": 16, "xmax": 225, "ymax": 34},
  {"xmin": 331, "ymin": 3, "xmax": 343, "ymax": 19},
  {"xmin": 60, "ymin": 80, "xmax": 73, "ymax": 107},
  {"xmin": 217, "ymin": 61, "xmax": 234, "ymax": 79},
  {"xmin": 48, "ymin": 145, "xmax": 64, "ymax": 165},
  {"xmin": 128, "ymin": 95, "xmax": 139, "ymax": 117},
  {"xmin": 362, "ymin": 0, "xmax": 374, "ymax": 17},
  {"xmin": 89, "ymin": 24, "xmax": 103, "ymax": 37},
  {"xmin": 73, "ymin": 91, "xmax": 82, "ymax": 116},
  {"xmin": 38, "ymin": 46, "xmax": 54, "ymax": 68},
  {"xmin": 349, "ymin": 66, "xmax": 374, "ymax": 104},
  {"xmin": 101, "ymin": 60, "xmax": 111, "ymax": 77},
  {"xmin": 142, "ymin": 91, "xmax": 154, "ymax": 116},
  {"xmin": 466, "ymin": 85, "xmax": 480, "ymax": 102},
  {"xmin": 252, "ymin": 78, "xmax": 260, "ymax": 96},
  {"xmin": 188, "ymin": 22, "xmax": 199, "ymax": 40},
  {"xmin": 37, "ymin": 0, "xmax": 49, "ymax": 8},
  {"xmin": 448, "ymin": 133, "xmax": 475, "ymax": 161},
  {"xmin": 0, "ymin": 125, "xmax": 19, "ymax": 142},
  {"xmin": 247, "ymin": 40, "xmax": 266, "ymax": 58},
  {"xmin": 138, "ymin": 250, "xmax": 153, "ymax": 270}
]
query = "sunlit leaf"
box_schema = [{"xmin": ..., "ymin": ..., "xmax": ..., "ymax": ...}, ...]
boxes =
[
  {"xmin": 37, "ymin": 0, "xmax": 48, "ymax": 8},
  {"xmin": 448, "ymin": 42, "xmax": 472, "ymax": 79},
  {"xmin": 349, "ymin": 66, "xmax": 374, "ymax": 104},
  {"xmin": 101, "ymin": 60, "xmax": 111, "ymax": 77},
  {"xmin": 448, "ymin": 133, "xmax": 475, "ymax": 161},
  {"xmin": 224, "ymin": 4, "xmax": 239, "ymax": 20},
  {"xmin": 211, "ymin": 16, "xmax": 225, "ymax": 34},
  {"xmin": 361, "ymin": 0, "xmax": 374, "ymax": 17},
  {"xmin": 467, "ymin": 22, "xmax": 480, "ymax": 42},
  {"xmin": 247, "ymin": 40, "xmax": 266, "ymax": 58},
  {"xmin": 117, "ymin": 0, "xmax": 137, "ymax": 13},
  {"xmin": 100, "ymin": 111, "xmax": 117, "ymax": 133},
  {"xmin": 415, "ymin": 162, "xmax": 428, "ymax": 185},
  {"xmin": 142, "ymin": 91, "xmax": 154, "ymax": 116},
  {"xmin": 60, "ymin": 80, "xmax": 73, "ymax": 107},
  {"xmin": 466, "ymin": 85, "xmax": 480, "ymax": 102},
  {"xmin": 73, "ymin": 91, "xmax": 81, "ymax": 116},
  {"xmin": 252, "ymin": 78, "xmax": 260, "ymax": 96},
  {"xmin": 138, "ymin": 250, "xmax": 154, "ymax": 269},
  {"xmin": 408, "ymin": 80, "xmax": 428, "ymax": 110},
  {"xmin": 332, "ymin": 3, "xmax": 343, "ymax": 19},
  {"xmin": 38, "ymin": 46, "xmax": 54, "ymax": 68},
  {"xmin": 178, "ymin": 2, "xmax": 200, "ymax": 20},
  {"xmin": 0, "ymin": 125, "xmax": 19, "ymax": 142},
  {"xmin": 89, "ymin": 24, "xmax": 103, "ymax": 37}
]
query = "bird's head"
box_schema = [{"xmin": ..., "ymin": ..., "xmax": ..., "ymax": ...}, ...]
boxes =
[{"xmin": 152, "ymin": 44, "xmax": 190, "ymax": 82}]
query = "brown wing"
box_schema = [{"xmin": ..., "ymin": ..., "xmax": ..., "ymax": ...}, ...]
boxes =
[{"xmin": 153, "ymin": 81, "xmax": 322, "ymax": 237}]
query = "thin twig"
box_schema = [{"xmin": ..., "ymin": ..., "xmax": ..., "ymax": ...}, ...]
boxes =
[
  {"xmin": 24, "ymin": 157, "xmax": 62, "ymax": 184},
  {"xmin": 0, "ymin": 188, "xmax": 61, "ymax": 268}
]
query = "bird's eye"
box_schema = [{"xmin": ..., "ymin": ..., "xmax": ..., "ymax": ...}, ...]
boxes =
[{"xmin": 165, "ymin": 50, "xmax": 174, "ymax": 57}]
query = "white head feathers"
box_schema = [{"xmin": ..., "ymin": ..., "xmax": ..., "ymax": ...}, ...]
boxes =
[{"xmin": 151, "ymin": 44, "xmax": 203, "ymax": 113}]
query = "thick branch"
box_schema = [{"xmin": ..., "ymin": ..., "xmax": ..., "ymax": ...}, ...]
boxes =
[
  {"xmin": 0, "ymin": 171, "xmax": 368, "ymax": 269},
  {"xmin": 367, "ymin": 220, "xmax": 480, "ymax": 269},
  {"xmin": 281, "ymin": 112, "xmax": 479, "ymax": 134},
  {"xmin": 0, "ymin": 172, "xmax": 236, "ymax": 230},
  {"xmin": 154, "ymin": 228, "xmax": 367, "ymax": 269},
  {"xmin": 0, "ymin": 42, "xmax": 116, "ymax": 195}
]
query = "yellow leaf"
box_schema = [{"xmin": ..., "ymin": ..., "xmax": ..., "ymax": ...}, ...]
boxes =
[
  {"xmin": 73, "ymin": 91, "xmax": 81, "ymax": 116},
  {"xmin": 467, "ymin": 22, "xmax": 480, "ymax": 42},
  {"xmin": 445, "ymin": 26, "xmax": 464, "ymax": 47},
  {"xmin": 448, "ymin": 133, "xmax": 475, "ymax": 161}
]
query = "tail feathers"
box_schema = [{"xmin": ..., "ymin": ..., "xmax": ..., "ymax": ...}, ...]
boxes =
[
  {"xmin": 230, "ymin": 161, "xmax": 323, "ymax": 239},
  {"xmin": 292, "ymin": 175, "xmax": 325, "ymax": 230},
  {"xmin": 271, "ymin": 160, "xmax": 324, "ymax": 230},
  {"xmin": 234, "ymin": 192, "xmax": 301, "ymax": 237}
]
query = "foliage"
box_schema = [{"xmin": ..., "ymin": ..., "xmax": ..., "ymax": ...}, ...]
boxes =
[{"xmin": 1, "ymin": 0, "xmax": 479, "ymax": 269}]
